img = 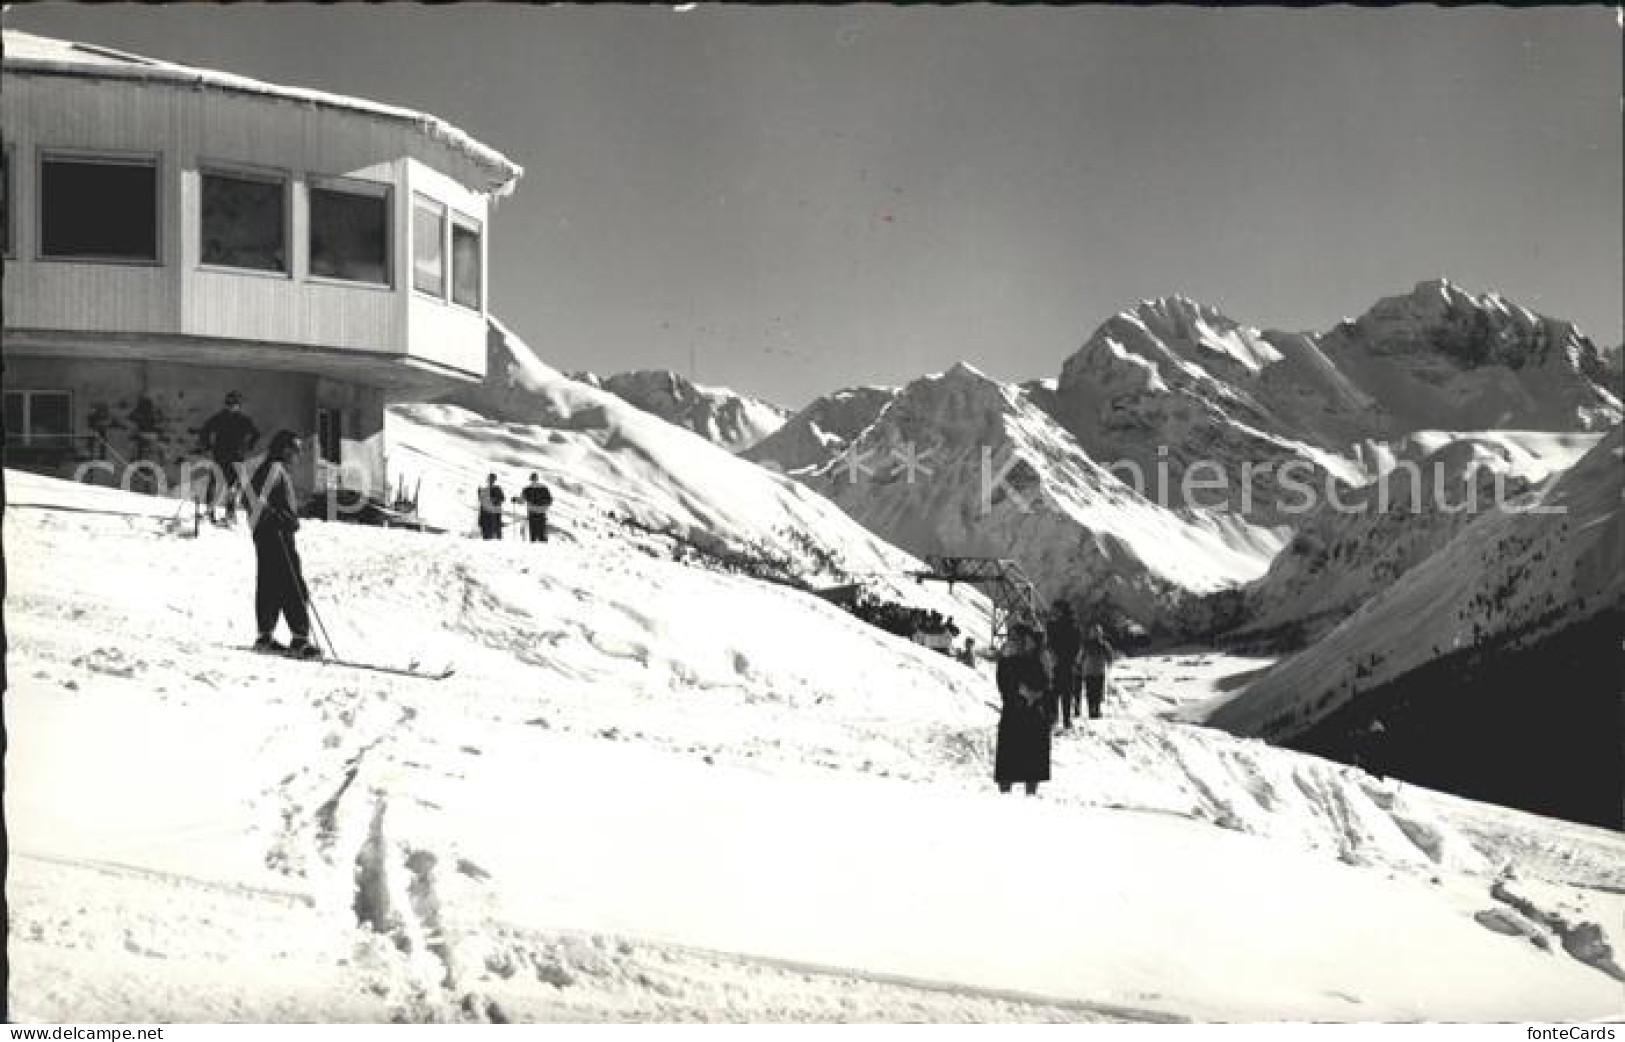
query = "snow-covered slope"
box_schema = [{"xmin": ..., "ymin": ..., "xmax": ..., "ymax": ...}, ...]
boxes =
[
  {"xmin": 1225, "ymin": 432, "xmax": 1603, "ymax": 646},
  {"xmin": 1205, "ymin": 428, "xmax": 1624, "ymax": 826},
  {"xmin": 1349, "ymin": 430, "xmax": 1603, "ymax": 485},
  {"xmin": 422, "ymin": 319, "xmax": 982, "ymax": 626},
  {"xmin": 797, "ymin": 363, "xmax": 1286, "ymax": 623},
  {"xmin": 742, "ymin": 384, "xmax": 899, "ymax": 474},
  {"xmin": 1210, "ymin": 427, "xmax": 1623, "ymax": 733},
  {"xmin": 572, "ymin": 369, "xmax": 790, "ymax": 453},
  {"xmin": 8, "ymin": 472, "xmax": 1624, "ymax": 1021}
]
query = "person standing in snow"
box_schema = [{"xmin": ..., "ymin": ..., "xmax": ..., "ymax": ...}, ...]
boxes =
[
  {"xmin": 1080, "ymin": 623, "xmax": 1117, "ymax": 720},
  {"xmin": 994, "ymin": 625, "xmax": 1052, "ymax": 795},
  {"xmin": 197, "ymin": 389, "xmax": 260, "ymax": 523},
  {"xmin": 478, "ymin": 473, "xmax": 506, "ymax": 540},
  {"xmin": 1046, "ymin": 599, "xmax": 1084, "ymax": 731},
  {"xmin": 245, "ymin": 430, "xmax": 321, "ymax": 659},
  {"xmin": 521, "ymin": 472, "xmax": 553, "ymax": 543}
]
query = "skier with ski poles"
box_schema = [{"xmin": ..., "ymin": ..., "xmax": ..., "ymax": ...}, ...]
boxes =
[{"xmin": 245, "ymin": 430, "xmax": 322, "ymax": 659}]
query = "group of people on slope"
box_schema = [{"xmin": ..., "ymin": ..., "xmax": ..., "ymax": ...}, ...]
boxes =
[
  {"xmin": 844, "ymin": 595, "xmax": 983, "ymax": 663},
  {"xmin": 478, "ymin": 473, "xmax": 554, "ymax": 543},
  {"xmin": 994, "ymin": 599, "xmax": 1117, "ymax": 796},
  {"xmin": 183, "ymin": 387, "xmax": 560, "ymax": 659}
]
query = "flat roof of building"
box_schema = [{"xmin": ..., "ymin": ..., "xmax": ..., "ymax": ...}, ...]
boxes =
[{"xmin": 3, "ymin": 30, "xmax": 524, "ymax": 197}]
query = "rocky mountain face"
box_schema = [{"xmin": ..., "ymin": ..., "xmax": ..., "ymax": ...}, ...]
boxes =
[
  {"xmin": 796, "ymin": 363, "xmax": 1286, "ymax": 626},
  {"xmin": 767, "ymin": 282, "xmax": 1617, "ymax": 631},
  {"xmin": 1042, "ymin": 282, "xmax": 1619, "ymax": 526}
]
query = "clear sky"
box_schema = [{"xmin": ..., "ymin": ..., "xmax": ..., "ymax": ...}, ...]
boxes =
[{"xmin": 6, "ymin": 3, "xmax": 1620, "ymax": 409}]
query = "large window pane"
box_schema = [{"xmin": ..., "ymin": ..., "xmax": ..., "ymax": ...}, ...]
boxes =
[
  {"xmin": 309, "ymin": 181, "xmax": 389, "ymax": 285},
  {"xmin": 202, "ymin": 171, "xmax": 285, "ymax": 272},
  {"xmin": 413, "ymin": 196, "xmax": 445, "ymax": 296},
  {"xmin": 41, "ymin": 156, "xmax": 158, "ymax": 261},
  {"xmin": 451, "ymin": 218, "xmax": 481, "ymax": 310}
]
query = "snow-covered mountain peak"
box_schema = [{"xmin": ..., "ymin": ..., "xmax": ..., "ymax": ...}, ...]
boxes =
[
  {"xmin": 1065, "ymin": 295, "xmax": 1284, "ymax": 388},
  {"xmin": 1349, "ymin": 281, "xmax": 1566, "ymax": 356},
  {"xmin": 568, "ymin": 367, "xmax": 790, "ymax": 453},
  {"xmin": 741, "ymin": 384, "xmax": 900, "ymax": 473}
]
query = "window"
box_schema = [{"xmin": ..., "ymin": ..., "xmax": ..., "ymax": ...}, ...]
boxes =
[
  {"xmin": 201, "ymin": 168, "xmax": 286, "ymax": 273},
  {"xmin": 40, "ymin": 153, "xmax": 159, "ymax": 261},
  {"xmin": 4, "ymin": 390, "xmax": 73, "ymax": 447},
  {"xmin": 315, "ymin": 408, "xmax": 343, "ymax": 465},
  {"xmin": 309, "ymin": 178, "xmax": 390, "ymax": 286},
  {"xmin": 412, "ymin": 194, "xmax": 445, "ymax": 297},
  {"xmin": 451, "ymin": 213, "xmax": 482, "ymax": 310}
]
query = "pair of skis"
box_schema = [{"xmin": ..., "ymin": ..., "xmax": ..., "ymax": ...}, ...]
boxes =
[{"xmin": 236, "ymin": 645, "xmax": 455, "ymax": 681}]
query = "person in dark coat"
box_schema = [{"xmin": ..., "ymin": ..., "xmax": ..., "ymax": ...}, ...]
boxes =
[
  {"xmin": 994, "ymin": 625, "xmax": 1052, "ymax": 795},
  {"xmin": 246, "ymin": 430, "xmax": 320, "ymax": 659},
  {"xmin": 1080, "ymin": 623, "xmax": 1117, "ymax": 719},
  {"xmin": 198, "ymin": 389, "xmax": 260, "ymax": 522},
  {"xmin": 478, "ymin": 473, "xmax": 506, "ymax": 540},
  {"xmin": 1046, "ymin": 598, "xmax": 1084, "ymax": 731},
  {"xmin": 521, "ymin": 472, "xmax": 553, "ymax": 543}
]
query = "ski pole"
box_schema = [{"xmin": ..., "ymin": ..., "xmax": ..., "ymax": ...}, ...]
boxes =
[{"xmin": 279, "ymin": 531, "xmax": 341, "ymax": 661}]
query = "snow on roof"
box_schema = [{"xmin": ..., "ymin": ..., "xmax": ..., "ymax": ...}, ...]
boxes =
[{"xmin": 2, "ymin": 30, "xmax": 523, "ymax": 197}]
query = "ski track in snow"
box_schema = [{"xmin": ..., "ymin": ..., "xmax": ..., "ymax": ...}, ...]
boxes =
[{"xmin": 7, "ymin": 478, "xmax": 1625, "ymax": 1022}]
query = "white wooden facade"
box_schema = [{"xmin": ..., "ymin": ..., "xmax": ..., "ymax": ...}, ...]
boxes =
[{"xmin": 2, "ymin": 32, "xmax": 522, "ymax": 496}]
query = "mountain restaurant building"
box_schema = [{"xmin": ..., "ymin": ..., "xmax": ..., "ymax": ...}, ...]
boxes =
[{"xmin": 1, "ymin": 31, "xmax": 523, "ymax": 496}]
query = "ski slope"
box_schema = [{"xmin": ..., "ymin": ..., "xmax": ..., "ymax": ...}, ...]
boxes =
[{"xmin": 7, "ymin": 471, "xmax": 1624, "ymax": 1022}]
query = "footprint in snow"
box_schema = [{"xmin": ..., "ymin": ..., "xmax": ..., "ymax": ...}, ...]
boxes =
[{"xmin": 73, "ymin": 648, "xmax": 141, "ymax": 678}]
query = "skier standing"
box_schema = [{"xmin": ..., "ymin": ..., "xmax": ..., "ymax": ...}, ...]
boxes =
[
  {"xmin": 246, "ymin": 430, "xmax": 321, "ymax": 659},
  {"xmin": 994, "ymin": 626, "xmax": 1052, "ymax": 796},
  {"xmin": 1045, "ymin": 599, "xmax": 1083, "ymax": 730},
  {"xmin": 1080, "ymin": 623, "xmax": 1117, "ymax": 720},
  {"xmin": 197, "ymin": 389, "xmax": 260, "ymax": 522},
  {"xmin": 521, "ymin": 473, "xmax": 553, "ymax": 543},
  {"xmin": 478, "ymin": 474, "xmax": 506, "ymax": 540}
]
